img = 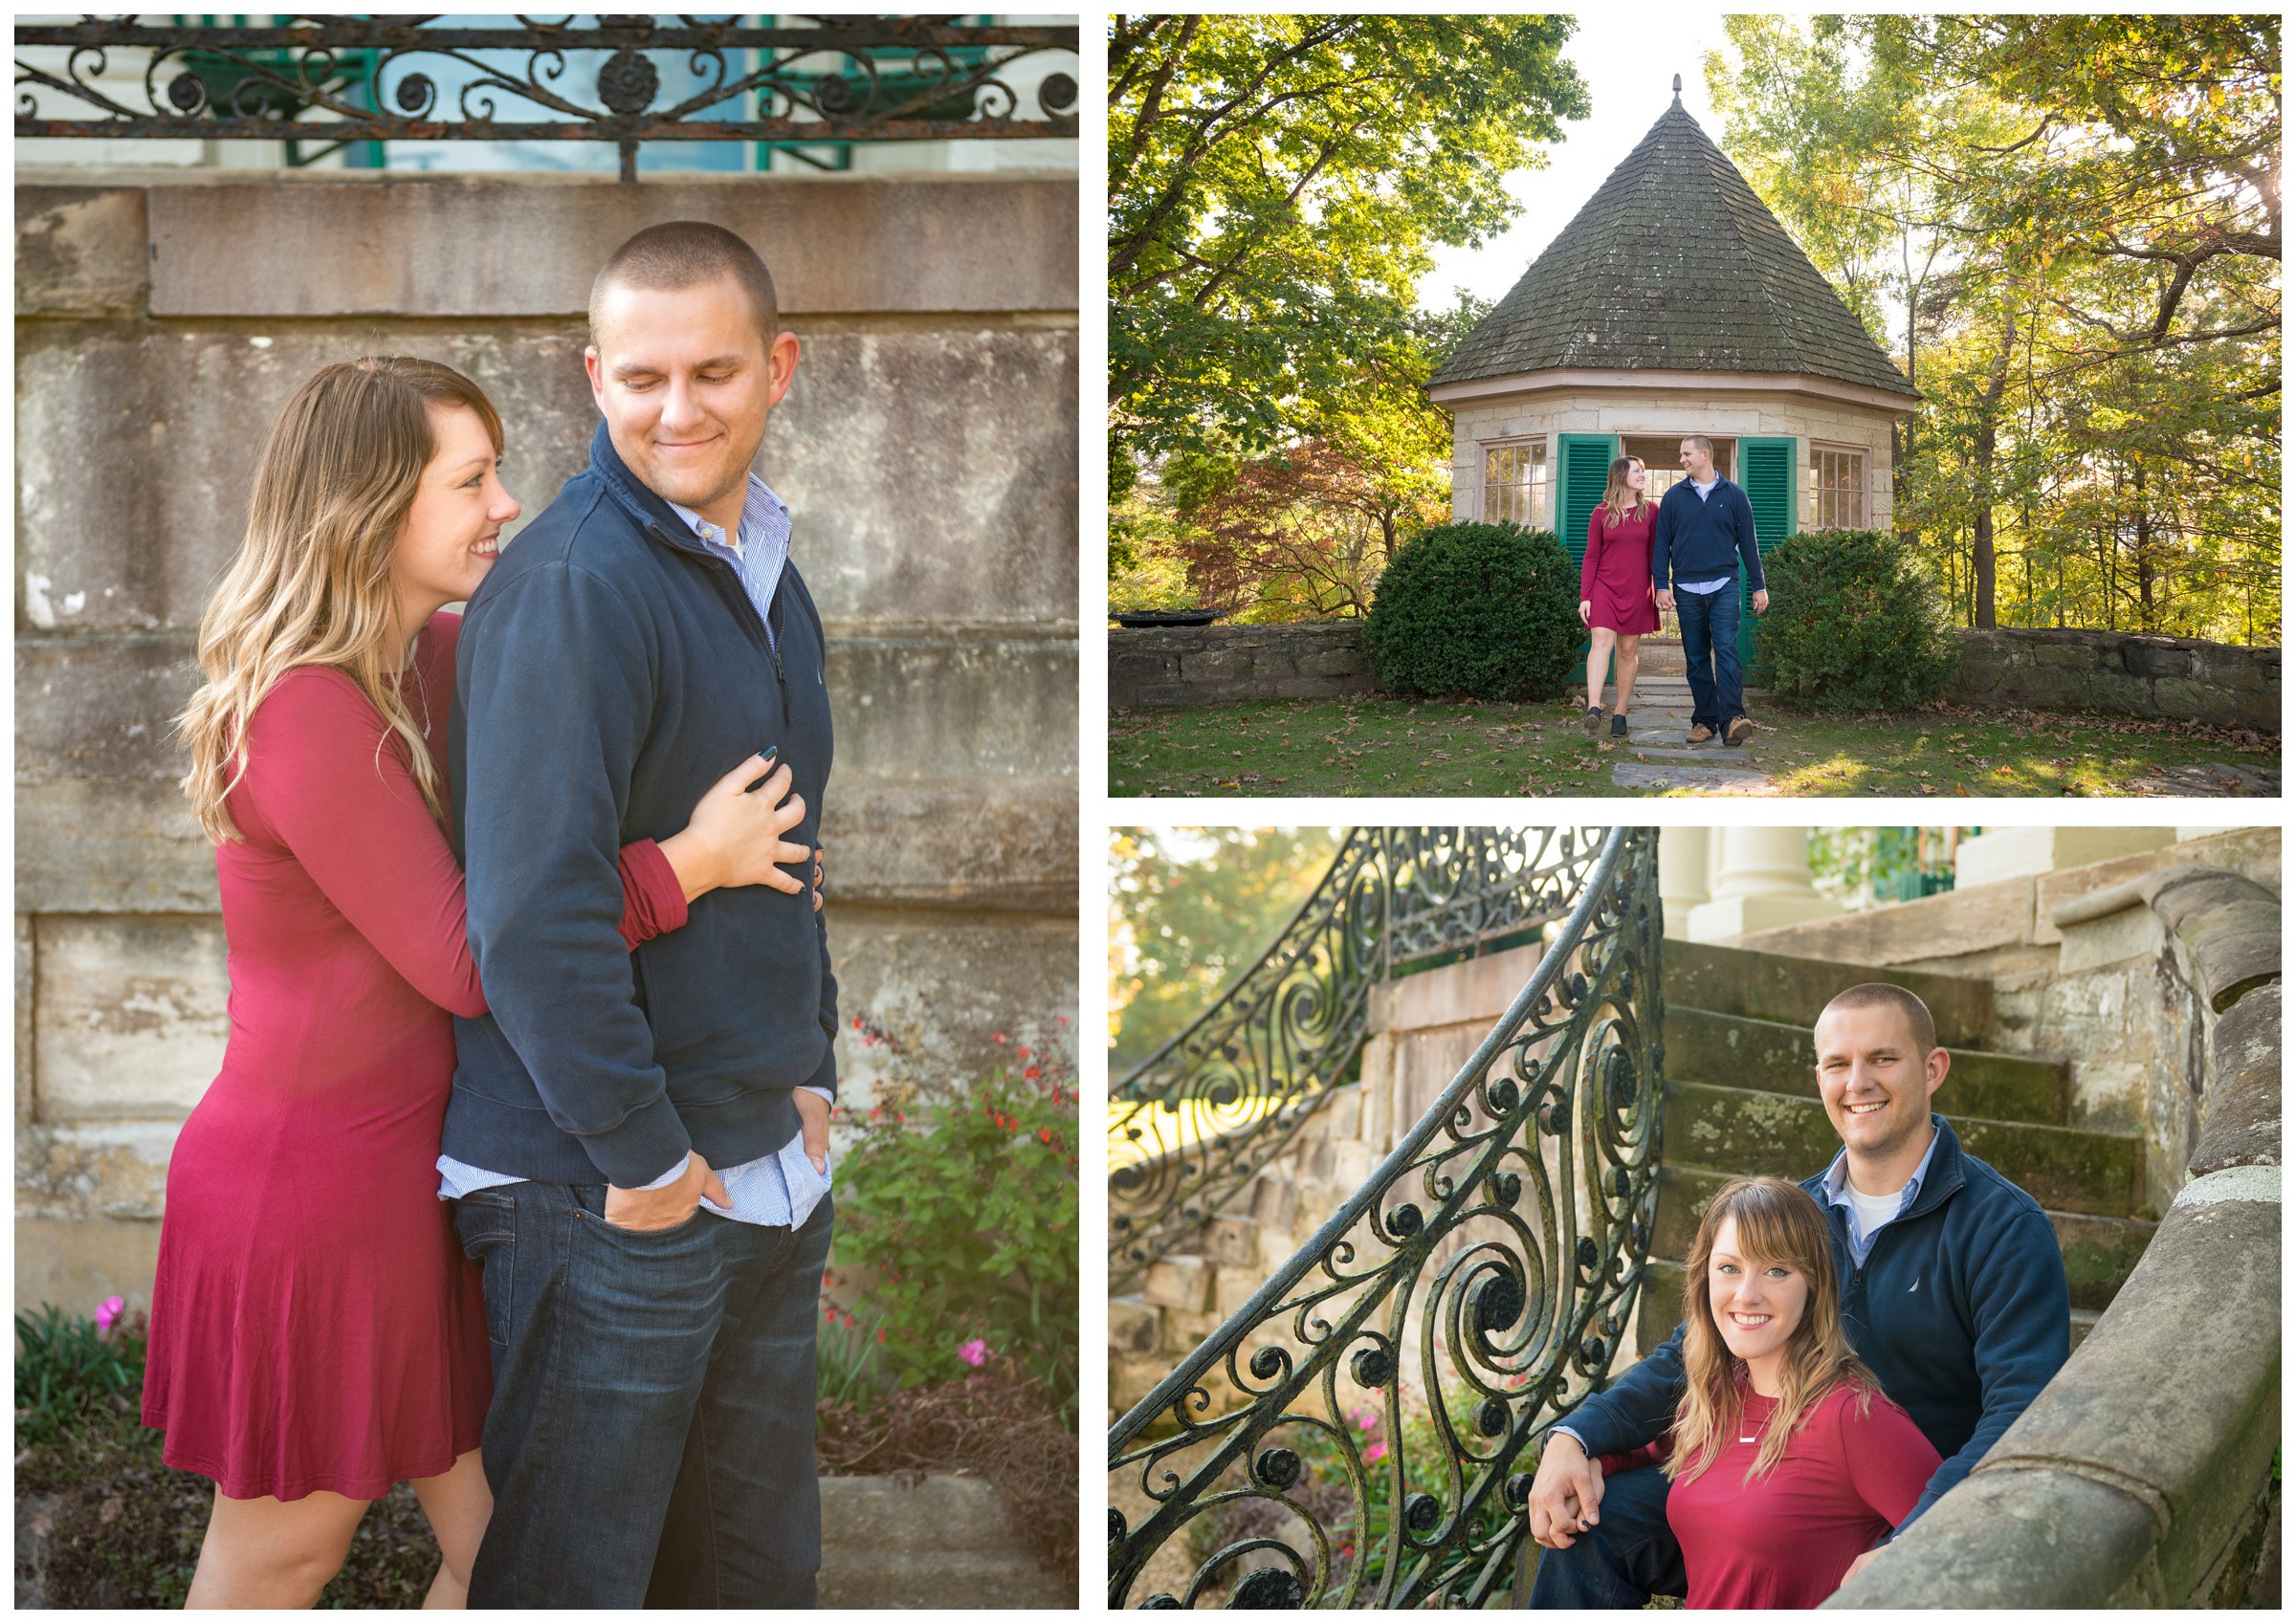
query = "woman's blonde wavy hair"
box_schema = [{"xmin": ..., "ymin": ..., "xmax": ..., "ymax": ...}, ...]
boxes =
[
  {"xmin": 1667, "ymin": 1175, "xmax": 1881, "ymax": 1484},
  {"xmin": 1598, "ymin": 455, "xmax": 1651, "ymax": 531},
  {"xmin": 179, "ymin": 356, "xmax": 503, "ymax": 844}
]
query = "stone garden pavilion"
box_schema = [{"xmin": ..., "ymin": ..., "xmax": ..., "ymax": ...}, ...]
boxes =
[{"xmin": 1429, "ymin": 86, "xmax": 1921, "ymax": 662}]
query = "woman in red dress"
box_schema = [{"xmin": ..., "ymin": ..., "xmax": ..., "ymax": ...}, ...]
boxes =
[
  {"xmin": 1578, "ymin": 455, "xmax": 1664, "ymax": 737},
  {"xmin": 150, "ymin": 358, "xmax": 816, "ymax": 1608},
  {"xmin": 1589, "ymin": 1177, "xmax": 1941, "ymax": 1608}
]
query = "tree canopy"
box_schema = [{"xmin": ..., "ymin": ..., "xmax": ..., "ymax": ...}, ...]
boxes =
[
  {"xmin": 1708, "ymin": 14, "xmax": 2280, "ymax": 643},
  {"xmin": 1110, "ymin": 14, "xmax": 1586, "ymax": 467}
]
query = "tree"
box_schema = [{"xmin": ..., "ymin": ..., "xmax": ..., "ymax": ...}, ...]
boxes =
[
  {"xmin": 1109, "ymin": 15, "xmax": 1586, "ymax": 469},
  {"xmin": 1108, "ymin": 827, "xmax": 1340, "ymax": 1071},
  {"xmin": 1707, "ymin": 15, "xmax": 2280, "ymax": 643}
]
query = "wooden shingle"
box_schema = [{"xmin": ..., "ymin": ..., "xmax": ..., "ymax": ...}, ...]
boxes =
[{"xmin": 1432, "ymin": 99, "xmax": 1920, "ymax": 399}]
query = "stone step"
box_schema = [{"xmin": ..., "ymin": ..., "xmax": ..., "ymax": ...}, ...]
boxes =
[
  {"xmin": 1636, "ymin": 1262, "xmax": 2112, "ymax": 1355},
  {"xmin": 1612, "ymin": 761, "xmax": 1775, "ymax": 793},
  {"xmin": 1665, "ymin": 1007, "xmax": 2066, "ymax": 1125},
  {"xmin": 1662, "ymin": 1082, "xmax": 2142, "ymax": 1218},
  {"xmin": 1663, "ymin": 940, "xmax": 1994, "ymax": 1046},
  {"xmin": 1650, "ymin": 1167, "xmax": 2156, "ymax": 1311}
]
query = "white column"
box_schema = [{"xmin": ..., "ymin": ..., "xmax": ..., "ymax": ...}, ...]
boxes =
[
  {"xmin": 1687, "ymin": 827, "xmax": 1843, "ymax": 943},
  {"xmin": 1658, "ymin": 826, "xmax": 1711, "ymax": 941}
]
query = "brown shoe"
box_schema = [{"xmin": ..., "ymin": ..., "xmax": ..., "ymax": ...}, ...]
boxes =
[
  {"xmin": 1726, "ymin": 716, "xmax": 1755, "ymax": 747},
  {"xmin": 1686, "ymin": 723, "xmax": 1715, "ymax": 744}
]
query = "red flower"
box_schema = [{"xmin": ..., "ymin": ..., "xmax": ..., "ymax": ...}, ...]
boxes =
[
  {"xmin": 1038, "ymin": 1128, "xmax": 1054, "ymax": 1144},
  {"xmin": 1025, "ymin": 1065, "xmax": 1040, "ymax": 1080}
]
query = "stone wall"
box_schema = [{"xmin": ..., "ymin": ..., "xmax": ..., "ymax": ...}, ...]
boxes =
[
  {"xmin": 1107, "ymin": 620, "xmax": 1377, "ymax": 709},
  {"xmin": 15, "ymin": 172, "xmax": 1080, "ymax": 1313},
  {"xmin": 1944, "ymin": 626, "xmax": 2280, "ymax": 733}
]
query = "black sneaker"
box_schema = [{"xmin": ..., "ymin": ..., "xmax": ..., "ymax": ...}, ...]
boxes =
[
  {"xmin": 1583, "ymin": 706, "xmax": 1603, "ymax": 736},
  {"xmin": 1609, "ymin": 713, "xmax": 1628, "ymax": 738}
]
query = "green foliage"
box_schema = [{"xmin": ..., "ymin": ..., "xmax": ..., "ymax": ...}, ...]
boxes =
[
  {"xmin": 1752, "ymin": 529, "xmax": 1962, "ymax": 709},
  {"xmin": 1108, "ymin": 827, "xmax": 1340, "ymax": 1068},
  {"xmin": 1362, "ymin": 523, "xmax": 1580, "ymax": 702},
  {"xmin": 815, "ymin": 1306, "xmax": 891, "ymax": 1409},
  {"xmin": 1109, "ymin": 14, "xmax": 1585, "ymax": 463},
  {"xmin": 829, "ymin": 1030, "xmax": 1078, "ymax": 1420},
  {"xmin": 15, "ymin": 1305, "xmax": 146, "ymax": 1447}
]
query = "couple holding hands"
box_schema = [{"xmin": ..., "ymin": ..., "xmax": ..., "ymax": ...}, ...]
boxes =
[{"xmin": 146, "ymin": 222, "xmax": 839, "ymax": 1608}]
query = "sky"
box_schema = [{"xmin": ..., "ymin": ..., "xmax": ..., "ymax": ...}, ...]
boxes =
[{"xmin": 1417, "ymin": 11, "xmax": 1737, "ymax": 312}]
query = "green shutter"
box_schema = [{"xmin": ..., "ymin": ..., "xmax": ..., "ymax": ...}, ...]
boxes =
[
  {"xmin": 1556, "ymin": 433, "xmax": 1619, "ymax": 685},
  {"xmin": 1736, "ymin": 436, "xmax": 1797, "ymax": 675}
]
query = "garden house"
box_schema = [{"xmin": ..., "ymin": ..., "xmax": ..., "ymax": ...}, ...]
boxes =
[{"xmin": 1428, "ymin": 83, "xmax": 1921, "ymax": 665}]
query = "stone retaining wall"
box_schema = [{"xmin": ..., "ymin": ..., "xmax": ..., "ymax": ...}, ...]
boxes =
[
  {"xmin": 15, "ymin": 173, "xmax": 1079, "ymax": 1313},
  {"xmin": 1945, "ymin": 627, "xmax": 2280, "ymax": 733},
  {"xmin": 1108, "ymin": 620, "xmax": 1376, "ymax": 709}
]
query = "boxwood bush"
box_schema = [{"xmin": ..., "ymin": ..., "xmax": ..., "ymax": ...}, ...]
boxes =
[
  {"xmin": 1751, "ymin": 528, "xmax": 1960, "ymax": 709},
  {"xmin": 1362, "ymin": 522, "xmax": 1581, "ymax": 701}
]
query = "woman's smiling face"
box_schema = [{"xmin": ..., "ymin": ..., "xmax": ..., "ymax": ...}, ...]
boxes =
[{"xmin": 1707, "ymin": 1213, "xmax": 1810, "ymax": 1374}]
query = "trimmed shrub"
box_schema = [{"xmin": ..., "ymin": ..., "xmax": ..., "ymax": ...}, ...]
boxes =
[
  {"xmin": 1751, "ymin": 529, "xmax": 1960, "ymax": 709},
  {"xmin": 1362, "ymin": 522, "xmax": 1581, "ymax": 701}
]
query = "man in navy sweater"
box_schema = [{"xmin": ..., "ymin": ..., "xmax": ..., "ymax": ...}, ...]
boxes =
[
  {"xmin": 443, "ymin": 223, "xmax": 840, "ymax": 1607},
  {"xmin": 1523, "ymin": 983, "xmax": 2071, "ymax": 1606},
  {"xmin": 1651, "ymin": 435, "xmax": 1766, "ymax": 747}
]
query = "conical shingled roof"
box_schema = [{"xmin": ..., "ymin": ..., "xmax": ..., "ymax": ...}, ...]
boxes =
[{"xmin": 1432, "ymin": 99, "xmax": 1920, "ymax": 399}]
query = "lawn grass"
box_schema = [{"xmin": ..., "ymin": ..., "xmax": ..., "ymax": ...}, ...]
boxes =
[{"xmin": 1109, "ymin": 694, "xmax": 2280, "ymax": 799}]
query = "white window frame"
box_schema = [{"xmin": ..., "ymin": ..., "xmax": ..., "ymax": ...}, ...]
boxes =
[
  {"xmin": 1480, "ymin": 437, "xmax": 1549, "ymax": 529},
  {"xmin": 1809, "ymin": 440, "xmax": 1868, "ymax": 530}
]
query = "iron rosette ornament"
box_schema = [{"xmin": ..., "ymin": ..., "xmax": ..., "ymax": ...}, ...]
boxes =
[
  {"xmin": 1109, "ymin": 828, "xmax": 1604, "ymax": 1294},
  {"xmin": 1109, "ymin": 827, "xmax": 1664, "ymax": 1609}
]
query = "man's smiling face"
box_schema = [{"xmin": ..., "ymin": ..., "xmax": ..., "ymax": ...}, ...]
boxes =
[
  {"xmin": 1814, "ymin": 1001, "xmax": 1945, "ymax": 1164},
  {"xmin": 585, "ymin": 275, "xmax": 799, "ymax": 520}
]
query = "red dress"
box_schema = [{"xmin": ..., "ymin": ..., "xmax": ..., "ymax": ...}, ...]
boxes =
[
  {"xmin": 143, "ymin": 612, "xmax": 687, "ymax": 1502},
  {"xmin": 1582, "ymin": 504, "xmax": 1663, "ymax": 634},
  {"xmin": 1598, "ymin": 1382, "xmax": 1941, "ymax": 1608}
]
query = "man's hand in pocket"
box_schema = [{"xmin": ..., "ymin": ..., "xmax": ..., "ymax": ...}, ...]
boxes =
[{"xmin": 794, "ymin": 1089, "xmax": 830, "ymax": 1174}]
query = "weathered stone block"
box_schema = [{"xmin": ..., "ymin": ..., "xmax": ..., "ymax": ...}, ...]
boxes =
[
  {"xmin": 16, "ymin": 1120, "xmax": 180, "ymax": 1221},
  {"xmin": 16, "ymin": 916, "xmax": 34, "ymax": 1125},
  {"xmin": 1247, "ymin": 1175, "xmax": 1301, "ymax": 1235},
  {"xmin": 817, "ymin": 1474, "xmax": 1071, "ymax": 1609},
  {"xmin": 828, "ymin": 632, "xmax": 1076, "ymax": 780},
  {"xmin": 2192, "ymin": 984, "xmax": 2281, "ymax": 1174},
  {"xmin": 1160, "ymin": 1307, "xmax": 1224, "ymax": 1356},
  {"xmin": 15, "ymin": 1215, "xmax": 163, "ymax": 1318},
  {"xmin": 1199, "ymin": 1214, "xmax": 1260, "ymax": 1268},
  {"xmin": 1108, "ymin": 1295, "xmax": 1159, "ymax": 1355},
  {"xmin": 1215, "ymin": 1264, "xmax": 1264, "ymax": 1319},
  {"xmin": 2151, "ymin": 676, "xmax": 2243, "ymax": 729},
  {"xmin": 135, "ymin": 176, "xmax": 1078, "ymax": 317},
  {"xmin": 34, "ymin": 915, "xmax": 227, "ymax": 1122},
  {"xmin": 1141, "ymin": 1253, "xmax": 1214, "ymax": 1312},
  {"xmin": 16, "ymin": 324, "xmax": 1078, "ymax": 632},
  {"xmin": 2122, "ymin": 641, "xmax": 2196, "ymax": 680},
  {"xmin": 14, "ymin": 186, "xmax": 147, "ymax": 318}
]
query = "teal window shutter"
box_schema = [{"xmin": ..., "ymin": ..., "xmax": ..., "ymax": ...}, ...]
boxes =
[
  {"xmin": 1556, "ymin": 434, "xmax": 1620, "ymax": 685},
  {"xmin": 1736, "ymin": 436, "xmax": 1797, "ymax": 674}
]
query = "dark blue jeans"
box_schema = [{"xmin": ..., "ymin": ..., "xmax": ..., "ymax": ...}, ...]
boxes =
[
  {"xmin": 453, "ymin": 1181, "xmax": 834, "ymax": 1608},
  {"xmin": 1524, "ymin": 1463, "xmax": 1686, "ymax": 1608},
  {"xmin": 1675, "ymin": 582, "xmax": 1745, "ymax": 732}
]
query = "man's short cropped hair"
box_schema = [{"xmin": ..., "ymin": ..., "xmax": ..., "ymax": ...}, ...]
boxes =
[
  {"xmin": 589, "ymin": 221, "xmax": 780, "ymax": 353},
  {"xmin": 1681, "ymin": 433, "xmax": 1715, "ymax": 457},
  {"xmin": 1817, "ymin": 982, "xmax": 1938, "ymax": 1058}
]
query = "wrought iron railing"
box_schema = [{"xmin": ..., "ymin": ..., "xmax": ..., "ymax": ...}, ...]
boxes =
[
  {"xmin": 1108, "ymin": 826, "xmax": 1665, "ymax": 1609},
  {"xmin": 1110, "ymin": 828, "xmax": 1600, "ymax": 1292},
  {"xmin": 16, "ymin": 15, "xmax": 1079, "ymax": 181}
]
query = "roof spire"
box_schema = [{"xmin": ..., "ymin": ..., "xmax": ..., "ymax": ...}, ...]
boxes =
[{"xmin": 1671, "ymin": 73, "xmax": 1682, "ymax": 102}]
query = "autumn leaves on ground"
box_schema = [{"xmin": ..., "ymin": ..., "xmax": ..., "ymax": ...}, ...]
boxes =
[{"xmin": 1109, "ymin": 696, "xmax": 2279, "ymax": 799}]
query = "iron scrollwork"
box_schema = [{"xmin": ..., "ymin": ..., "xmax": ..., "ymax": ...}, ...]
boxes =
[
  {"xmin": 1109, "ymin": 826, "xmax": 1665, "ymax": 1609},
  {"xmin": 1110, "ymin": 828, "xmax": 1598, "ymax": 1294},
  {"xmin": 16, "ymin": 16, "xmax": 1080, "ymax": 181}
]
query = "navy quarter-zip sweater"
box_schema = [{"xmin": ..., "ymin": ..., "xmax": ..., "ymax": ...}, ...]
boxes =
[
  {"xmin": 1566, "ymin": 1116, "xmax": 2069, "ymax": 1529},
  {"xmin": 444, "ymin": 419, "xmax": 836, "ymax": 1188},
  {"xmin": 1650, "ymin": 474, "xmax": 1765, "ymax": 592}
]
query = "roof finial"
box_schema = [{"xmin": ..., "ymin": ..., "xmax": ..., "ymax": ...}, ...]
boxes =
[{"xmin": 1672, "ymin": 73, "xmax": 1682, "ymax": 102}]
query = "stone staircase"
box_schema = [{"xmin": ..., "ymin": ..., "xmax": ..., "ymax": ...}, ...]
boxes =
[
  {"xmin": 1640, "ymin": 940, "xmax": 2158, "ymax": 1354},
  {"xmin": 1589, "ymin": 638, "xmax": 1776, "ymax": 794}
]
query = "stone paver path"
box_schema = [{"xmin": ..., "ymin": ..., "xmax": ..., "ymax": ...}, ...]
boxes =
[{"xmin": 1586, "ymin": 671, "xmax": 1774, "ymax": 793}]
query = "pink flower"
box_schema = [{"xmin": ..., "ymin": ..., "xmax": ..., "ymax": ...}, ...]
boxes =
[
  {"xmin": 957, "ymin": 1338, "xmax": 991, "ymax": 1367},
  {"xmin": 1363, "ymin": 1442, "xmax": 1388, "ymax": 1463},
  {"xmin": 96, "ymin": 1295, "xmax": 124, "ymax": 1332}
]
